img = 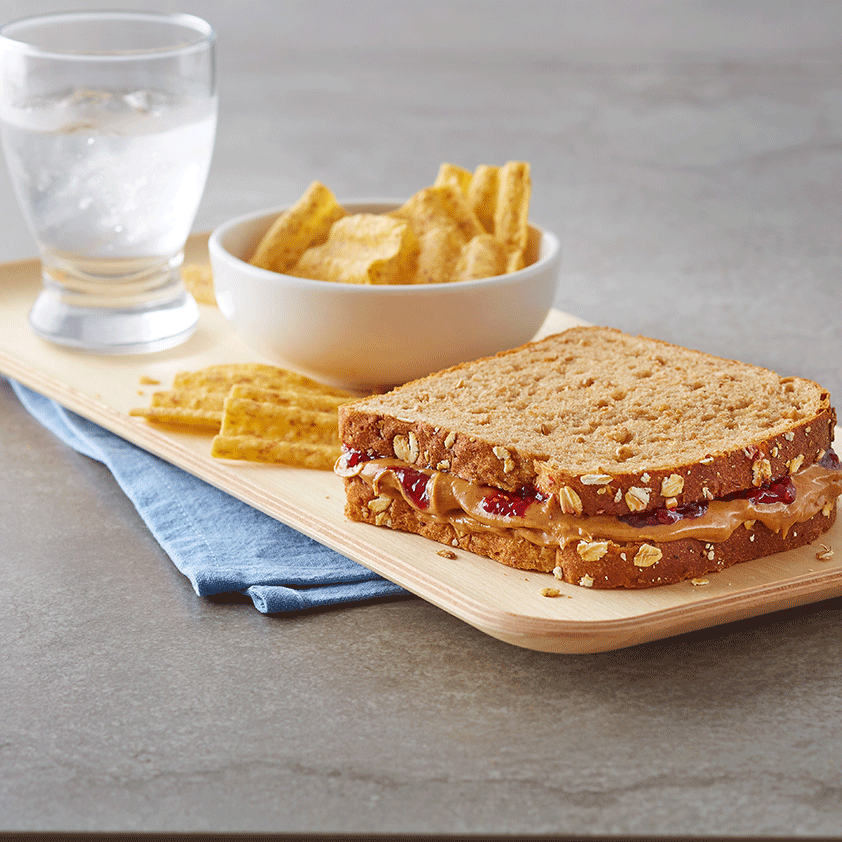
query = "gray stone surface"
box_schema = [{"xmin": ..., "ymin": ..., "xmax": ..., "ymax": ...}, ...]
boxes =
[{"xmin": 0, "ymin": 1, "xmax": 840, "ymax": 835}]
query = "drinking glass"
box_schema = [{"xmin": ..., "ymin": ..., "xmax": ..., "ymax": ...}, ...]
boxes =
[{"xmin": 0, "ymin": 11, "xmax": 217, "ymax": 354}]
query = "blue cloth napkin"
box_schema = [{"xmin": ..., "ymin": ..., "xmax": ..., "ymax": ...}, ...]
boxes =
[{"xmin": 9, "ymin": 380, "xmax": 410, "ymax": 613}]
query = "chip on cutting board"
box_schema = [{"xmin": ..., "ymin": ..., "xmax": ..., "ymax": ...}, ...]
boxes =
[
  {"xmin": 130, "ymin": 364, "xmax": 353, "ymax": 471},
  {"xmin": 226, "ymin": 384, "xmax": 353, "ymax": 414},
  {"xmin": 129, "ymin": 387, "xmax": 226, "ymax": 429},
  {"xmin": 216, "ymin": 399, "xmax": 337, "ymax": 444},
  {"xmin": 128, "ymin": 405, "xmax": 223, "ymax": 429},
  {"xmin": 211, "ymin": 384, "xmax": 348, "ymax": 468},
  {"xmin": 211, "ymin": 437, "xmax": 341, "ymax": 470},
  {"xmin": 172, "ymin": 363, "xmax": 350, "ymax": 397}
]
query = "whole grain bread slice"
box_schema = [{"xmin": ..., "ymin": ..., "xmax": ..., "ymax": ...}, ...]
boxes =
[{"xmin": 338, "ymin": 326, "xmax": 836, "ymax": 517}]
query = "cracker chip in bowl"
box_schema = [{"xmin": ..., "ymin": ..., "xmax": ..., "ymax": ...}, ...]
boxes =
[{"xmin": 208, "ymin": 164, "xmax": 561, "ymax": 391}]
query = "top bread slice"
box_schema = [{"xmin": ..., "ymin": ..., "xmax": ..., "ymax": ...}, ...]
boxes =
[{"xmin": 338, "ymin": 326, "xmax": 836, "ymax": 518}]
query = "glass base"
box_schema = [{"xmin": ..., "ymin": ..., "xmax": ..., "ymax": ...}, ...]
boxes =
[{"xmin": 29, "ymin": 284, "xmax": 199, "ymax": 355}]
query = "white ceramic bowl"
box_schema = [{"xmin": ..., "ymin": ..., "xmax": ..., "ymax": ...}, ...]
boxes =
[{"xmin": 208, "ymin": 200, "xmax": 561, "ymax": 391}]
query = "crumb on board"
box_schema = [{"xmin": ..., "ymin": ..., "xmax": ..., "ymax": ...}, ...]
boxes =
[
  {"xmin": 816, "ymin": 544, "xmax": 834, "ymax": 561},
  {"xmin": 436, "ymin": 549, "xmax": 457, "ymax": 559},
  {"xmin": 138, "ymin": 375, "xmax": 160, "ymax": 385},
  {"xmin": 540, "ymin": 587, "xmax": 561, "ymax": 598}
]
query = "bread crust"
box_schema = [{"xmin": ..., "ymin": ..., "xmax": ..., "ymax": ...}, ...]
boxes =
[
  {"xmin": 339, "ymin": 327, "xmax": 836, "ymax": 517},
  {"xmin": 343, "ymin": 475, "xmax": 837, "ymax": 589}
]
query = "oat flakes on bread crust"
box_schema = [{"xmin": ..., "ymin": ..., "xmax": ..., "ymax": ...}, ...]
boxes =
[
  {"xmin": 343, "ymin": 475, "xmax": 838, "ymax": 589},
  {"xmin": 338, "ymin": 326, "xmax": 835, "ymax": 517}
]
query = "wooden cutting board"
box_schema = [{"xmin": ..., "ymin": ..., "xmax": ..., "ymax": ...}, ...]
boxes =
[{"xmin": 1, "ymin": 234, "xmax": 839, "ymax": 653}]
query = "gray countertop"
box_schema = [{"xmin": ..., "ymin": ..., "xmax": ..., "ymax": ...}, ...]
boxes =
[{"xmin": 1, "ymin": 1, "xmax": 840, "ymax": 836}]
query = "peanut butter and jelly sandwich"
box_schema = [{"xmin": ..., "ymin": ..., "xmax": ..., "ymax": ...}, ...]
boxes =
[{"xmin": 335, "ymin": 326, "xmax": 840, "ymax": 588}]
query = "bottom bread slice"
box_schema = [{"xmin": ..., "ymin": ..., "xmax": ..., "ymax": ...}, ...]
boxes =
[{"xmin": 343, "ymin": 476, "xmax": 837, "ymax": 589}]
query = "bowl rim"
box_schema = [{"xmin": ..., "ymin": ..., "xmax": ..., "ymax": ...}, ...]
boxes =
[{"xmin": 208, "ymin": 198, "xmax": 561, "ymax": 295}]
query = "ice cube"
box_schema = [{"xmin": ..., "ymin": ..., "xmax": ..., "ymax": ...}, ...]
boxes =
[{"xmin": 122, "ymin": 89, "xmax": 173, "ymax": 115}]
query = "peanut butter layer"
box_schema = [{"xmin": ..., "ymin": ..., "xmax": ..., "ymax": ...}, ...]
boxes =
[{"xmin": 336, "ymin": 456, "xmax": 842, "ymax": 550}]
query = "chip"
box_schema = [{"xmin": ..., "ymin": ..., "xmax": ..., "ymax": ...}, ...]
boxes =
[
  {"xmin": 414, "ymin": 225, "xmax": 465, "ymax": 284},
  {"xmin": 130, "ymin": 364, "xmax": 353, "ymax": 434},
  {"xmin": 493, "ymin": 160, "xmax": 531, "ymax": 252},
  {"xmin": 249, "ymin": 181, "xmax": 347, "ymax": 273},
  {"xmin": 506, "ymin": 248, "xmax": 526, "ymax": 273},
  {"xmin": 466, "ymin": 164, "xmax": 499, "ymax": 234},
  {"xmin": 172, "ymin": 363, "xmax": 351, "ymax": 397},
  {"xmin": 181, "ymin": 263, "xmax": 217, "ymax": 306},
  {"xmin": 455, "ymin": 234, "xmax": 509, "ymax": 281},
  {"xmin": 227, "ymin": 384, "xmax": 354, "ymax": 413},
  {"xmin": 128, "ymin": 406, "xmax": 223, "ymax": 429},
  {"xmin": 290, "ymin": 213, "xmax": 418, "ymax": 285},
  {"xmin": 128, "ymin": 386, "xmax": 226, "ymax": 429},
  {"xmin": 218, "ymin": 400, "xmax": 337, "ymax": 445},
  {"xmin": 433, "ymin": 162, "xmax": 473, "ymax": 196},
  {"xmin": 246, "ymin": 163, "xmax": 532, "ymax": 286},
  {"xmin": 210, "ymin": 437, "xmax": 341, "ymax": 470},
  {"xmin": 149, "ymin": 388, "xmax": 227, "ymax": 413},
  {"xmin": 437, "ymin": 161, "xmax": 530, "ymax": 267},
  {"xmin": 131, "ymin": 363, "xmax": 354, "ymax": 469},
  {"xmin": 390, "ymin": 184, "xmax": 484, "ymax": 243},
  {"xmin": 211, "ymin": 382, "xmax": 350, "ymax": 467}
]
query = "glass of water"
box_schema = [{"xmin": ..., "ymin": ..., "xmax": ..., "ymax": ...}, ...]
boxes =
[{"xmin": 0, "ymin": 11, "xmax": 217, "ymax": 354}]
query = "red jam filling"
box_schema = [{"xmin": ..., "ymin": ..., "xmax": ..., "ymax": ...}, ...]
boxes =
[
  {"xmin": 343, "ymin": 446, "xmax": 840, "ymax": 522},
  {"xmin": 481, "ymin": 485, "xmax": 548, "ymax": 519},
  {"xmin": 820, "ymin": 448, "xmax": 840, "ymax": 470},
  {"xmin": 623, "ymin": 474, "xmax": 800, "ymax": 529},
  {"xmin": 622, "ymin": 501, "xmax": 709, "ymax": 528},
  {"xmin": 741, "ymin": 476, "xmax": 796, "ymax": 506},
  {"xmin": 339, "ymin": 448, "xmax": 375, "ymax": 470},
  {"xmin": 392, "ymin": 466, "xmax": 432, "ymax": 509}
]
